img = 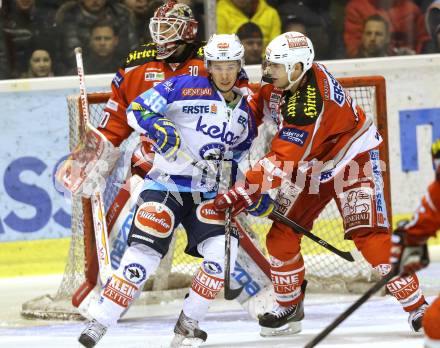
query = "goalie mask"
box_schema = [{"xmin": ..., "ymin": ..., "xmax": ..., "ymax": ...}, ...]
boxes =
[
  {"xmin": 149, "ymin": 0, "xmax": 198, "ymax": 59},
  {"xmin": 263, "ymin": 31, "xmax": 314, "ymax": 90}
]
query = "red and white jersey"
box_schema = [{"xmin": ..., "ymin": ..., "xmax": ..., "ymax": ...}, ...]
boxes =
[
  {"xmin": 246, "ymin": 62, "xmax": 382, "ymax": 190},
  {"xmin": 98, "ymin": 42, "xmax": 251, "ymax": 147},
  {"xmin": 404, "ymin": 180, "xmax": 440, "ymax": 242}
]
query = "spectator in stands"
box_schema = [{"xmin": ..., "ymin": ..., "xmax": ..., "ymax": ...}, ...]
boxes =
[
  {"xmin": 1, "ymin": 0, "xmax": 56, "ymax": 78},
  {"xmin": 344, "ymin": 0, "xmax": 430, "ymax": 58},
  {"xmin": 123, "ymin": 0, "xmax": 163, "ymax": 44},
  {"xmin": 55, "ymin": 0, "xmax": 137, "ymax": 75},
  {"xmin": 83, "ymin": 21, "xmax": 121, "ymax": 74},
  {"xmin": 282, "ymin": 17, "xmax": 307, "ymax": 35},
  {"xmin": 21, "ymin": 47, "xmax": 54, "ymax": 78},
  {"xmin": 217, "ymin": 0, "xmax": 281, "ymax": 49},
  {"xmin": 426, "ymin": 0, "xmax": 440, "ymax": 52},
  {"xmin": 277, "ymin": 1, "xmax": 343, "ymax": 60},
  {"xmin": 236, "ymin": 22, "xmax": 264, "ymax": 65},
  {"xmin": 357, "ymin": 15, "xmax": 391, "ymax": 57},
  {"xmin": 0, "ymin": 18, "xmax": 10, "ymax": 79}
]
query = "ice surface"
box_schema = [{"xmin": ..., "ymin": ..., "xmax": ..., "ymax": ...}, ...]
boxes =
[{"xmin": 0, "ymin": 266, "xmax": 438, "ymax": 348}]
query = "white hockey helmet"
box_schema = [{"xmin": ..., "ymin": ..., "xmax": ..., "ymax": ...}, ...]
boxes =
[
  {"xmin": 204, "ymin": 34, "xmax": 245, "ymax": 69},
  {"xmin": 265, "ymin": 31, "xmax": 314, "ymax": 85},
  {"xmin": 149, "ymin": 0, "xmax": 198, "ymax": 59}
]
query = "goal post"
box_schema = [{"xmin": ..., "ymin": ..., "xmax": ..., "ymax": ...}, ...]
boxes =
[{"xmin": 21, "ymin": 76, "xmax": 391, "ymax": 320}]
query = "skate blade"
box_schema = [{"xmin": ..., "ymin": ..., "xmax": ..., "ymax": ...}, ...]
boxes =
[
  {"xmin": 170, "ymin": 334, "xmax": 204, "ymax": 348},
  {"xmin": 260, "ymin": 321, "xmax": 302, "ymax": 337}
]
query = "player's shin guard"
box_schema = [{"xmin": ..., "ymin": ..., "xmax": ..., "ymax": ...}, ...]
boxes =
[
  {"xmin": 376, "ymin": 264, "xmax": 427, "ymax": 332},
  {"xmin": 87, "ymin": 243, "xmax": 161, "ymax": 327},
  {"xmin": 183, "ymin": 235, "xmax": 238, "ymax": 322},
  {"xmin": 270, "ymin": 254, "xmax": 305, "ymax": 306},
  {"xmin": 258, "ymin": 254, "xmax": 306, "ymax": 337}
]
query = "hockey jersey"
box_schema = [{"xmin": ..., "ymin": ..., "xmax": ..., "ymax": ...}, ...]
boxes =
[
  {"xmin": 404, "ymin": 180, "xmax": 440, "ymax": 242},
  {"xmin": 127, "ymin": 75, "xmax": 257, "ymax": 193},
  {"xmin": 245, "ymin": 62, "xmax": 382, "ymax": 191},
  {"xmin": 98, "ymin": 42, "xmax": 251, "ymax": 148}
]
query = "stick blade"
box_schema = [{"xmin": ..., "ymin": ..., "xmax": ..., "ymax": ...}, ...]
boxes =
[{"xmin": 224, "ymin": 285, "xmax": 244, "ymax": 300}]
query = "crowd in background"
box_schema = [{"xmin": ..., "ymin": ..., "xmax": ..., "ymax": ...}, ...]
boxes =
[{"xmin": 0, "ymin": 0, "xmax": 439, "ymax": 80}]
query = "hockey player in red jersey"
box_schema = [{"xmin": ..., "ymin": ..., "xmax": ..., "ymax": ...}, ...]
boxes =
[
  {"xmin": 391, "ymin": 138, "xmax": 440, "ymax": 348},
  {"xmin": 214, "ymin": 31, "xmax": 428, "ymax": 336}
]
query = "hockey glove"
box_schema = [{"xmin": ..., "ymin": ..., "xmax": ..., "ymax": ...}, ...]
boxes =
[
  {"xmin": 390, "ymin": 220, "xmax": 430, "ymax": 276},
  {"xmin": 147, "ymin": 116, "xmax": 181, "ymax": 160},
  {"xmin": 214, "ymin": 183, "xmax": 261, "ymax": 217},
  {"xmin": 246, "ymin": 194, "xmax": 275, "ymax": 218}
]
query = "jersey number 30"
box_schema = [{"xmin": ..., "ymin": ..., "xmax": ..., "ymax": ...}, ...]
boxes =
[{"xmin": 189, "ymin": 66, "xmax": 199, "ymax": 76}]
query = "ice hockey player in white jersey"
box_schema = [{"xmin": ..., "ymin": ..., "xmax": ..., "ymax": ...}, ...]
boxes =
[{"xmin": 78, "ymin": 33, "xmax": 257, "ymax": 348}]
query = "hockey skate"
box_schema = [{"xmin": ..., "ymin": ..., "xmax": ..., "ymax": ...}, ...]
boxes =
[
  {"xmin": 78, "ymin": 319, "xmax": 108, "ymax": 348},
  {"xmin": 170, "ymin": 310, "xmax": 208, "ymax": 348},
  {"xmin": 259, "ymin": 280, "xmax": 307, "ymax": 337},
  {"xmin": 408, "ymin": 301, "xmax": 428, "ymax": 332}
]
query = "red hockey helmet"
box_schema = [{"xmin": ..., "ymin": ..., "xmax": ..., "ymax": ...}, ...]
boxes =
[{"xmin": 149, "ymin": 0, "xmax": 198, "ymax": 59}]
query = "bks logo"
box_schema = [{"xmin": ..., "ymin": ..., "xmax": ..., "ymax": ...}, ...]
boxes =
[{"xmin": 123, "ymin": 263, "xmax": 147, "ymax": 284}]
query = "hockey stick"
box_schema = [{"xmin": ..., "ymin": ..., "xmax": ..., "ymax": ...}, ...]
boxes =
[
  {"xmin": 75, "ymin": 47, "xmax": 112, "ymax": 285},
  {"xmin": 224, "ymin": 208, "xmax": 244, "ymax": 300},
  {"xmin": 303, "ymin": 270, "xmax": 395, "ymax": 348},
  {"xmin": 270, "ymin": 210, "xmax": 355, "ymax": 262}
]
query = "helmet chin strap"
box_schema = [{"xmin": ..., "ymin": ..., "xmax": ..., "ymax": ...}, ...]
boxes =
[{"xmin": 282, "ymin": 69, "xmax": 306, "ymax": 91}]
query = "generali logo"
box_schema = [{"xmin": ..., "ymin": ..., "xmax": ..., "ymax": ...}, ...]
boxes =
[
  {"xmin": 182, "ymin": 88, "xmax": 213, "ymax": 97},
  {"xmin": 134, "ymin": 202, "xmax": 174, "ymax": 238}
]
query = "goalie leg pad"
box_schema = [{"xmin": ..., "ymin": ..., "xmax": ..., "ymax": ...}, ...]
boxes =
[
  {"xmin": 88, "ymin": 243, "xmax": 161, "ymax": 327},
  {"xmin": 182, "ymin": 235, "xmax": 238, "ymax": 322}
]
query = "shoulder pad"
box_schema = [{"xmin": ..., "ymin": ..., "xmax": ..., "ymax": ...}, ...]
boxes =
[{"xmin": 123, "ymin": 43, "xmax": 158, "ymax": 69}]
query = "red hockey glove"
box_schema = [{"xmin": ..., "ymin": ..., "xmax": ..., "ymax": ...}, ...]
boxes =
[
  {"xmin": 214, "ymin": 183, "xmax": 260, "ymax": 217},
  {"xmin": 390, "ymin": 221, "xmax": 430, "ymax": 276}
]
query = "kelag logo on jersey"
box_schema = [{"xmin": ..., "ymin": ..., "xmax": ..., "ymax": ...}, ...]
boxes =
[
  {"xmin": 279, "ymin": 127, "xmax": 308, "ymax": 146},
  {"xmin": 196, "ymin": 117, "xmax": 240, "ymax": 145},
  {"xmin": 182, "ymin": 104, "xmax": 217, "ymax": 114}
]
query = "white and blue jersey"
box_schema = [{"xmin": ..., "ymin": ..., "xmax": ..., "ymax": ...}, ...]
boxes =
[{"xmin": 127, "ymin": 75, "xmax": 257, "ymax": 194}]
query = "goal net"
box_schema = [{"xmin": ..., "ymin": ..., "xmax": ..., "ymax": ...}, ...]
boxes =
[{"xmin": 21, "ymin": 76, "xmax": 391, "ymax": 320}]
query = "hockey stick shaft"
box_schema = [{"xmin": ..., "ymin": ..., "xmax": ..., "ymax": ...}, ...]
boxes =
[
  {"xmin": 75, "ymin": 47, "xmax": 112, "ymax": 285},
  {"xmin": 224, "ymin": 208, "xmax": 243, "ymax": 299},
  {"xmin": 270, "ymin": 210, "xmax": 355, "ymax": 262},
  {"xmin": 222, "ymin": 159, "xmax": 244, "ymax": 300},
  {"xmin": 304, "ymin": 271, "xmax": 395, "ymax": 348}
]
